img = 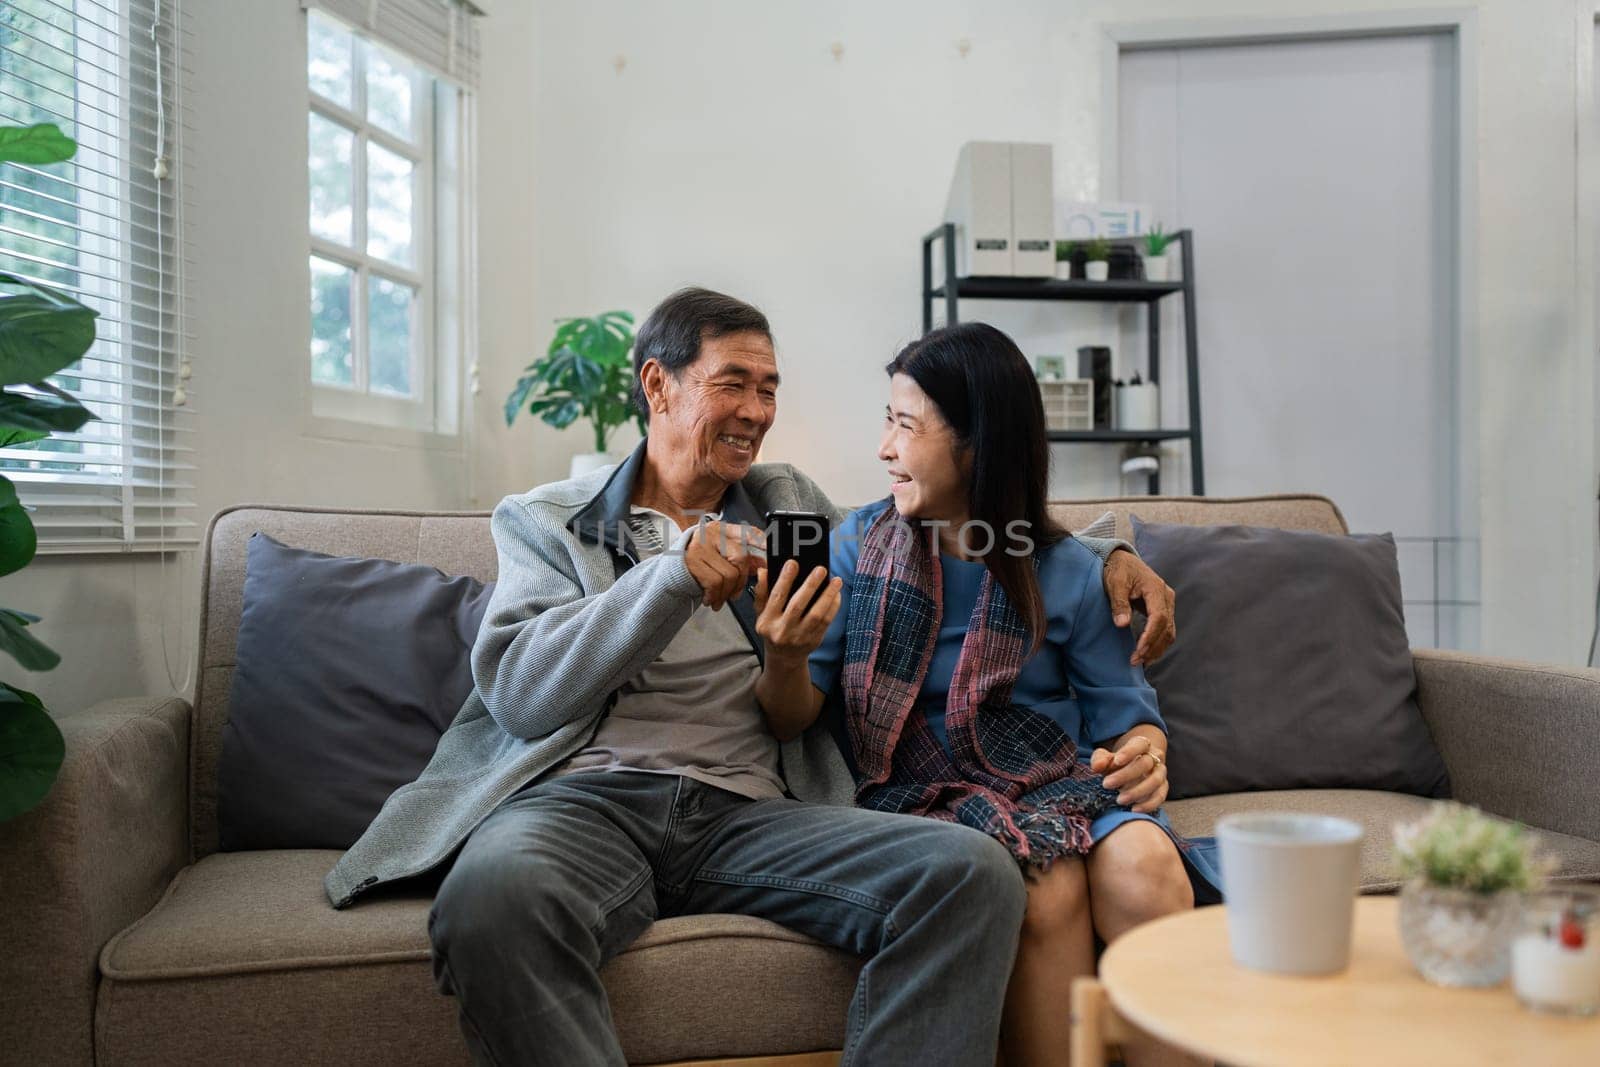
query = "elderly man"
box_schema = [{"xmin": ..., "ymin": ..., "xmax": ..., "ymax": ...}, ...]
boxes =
[{"xmin": 326, "ymin": 287, "xmax": 1177, "ymax": 1066}]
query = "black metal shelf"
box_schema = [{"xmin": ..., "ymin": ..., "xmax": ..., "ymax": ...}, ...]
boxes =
[
  {"xmin": 1046, "ymin": 429, "xmax": 1193, "ymax": 443},
  {"xmin": 921, "ymin": 222, "xmax": 1205, "ymax": 495},
  {"xmin": 931, "ymin": 278, "xmax": 1184, "ymax": 303}
]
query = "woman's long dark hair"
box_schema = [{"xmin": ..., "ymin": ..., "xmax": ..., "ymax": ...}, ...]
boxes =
[{"xmin": 886, "ymin": 322, "xmax": 1068, "ymax": 651}]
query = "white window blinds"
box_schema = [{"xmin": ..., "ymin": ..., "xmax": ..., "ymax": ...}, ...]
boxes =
[
  {"xmin": 0, "ymin": 0, "xmax": 194, "ymax": 551},
  {"xmin": 301, "ymin": 0, "xmax": 483, "ymax": 89}
]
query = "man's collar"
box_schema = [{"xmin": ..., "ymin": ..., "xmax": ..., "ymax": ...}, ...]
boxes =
[
  {"xmin": 568, "ymin": 437, "xmax": 767, "ymax": 551},
  {"xmin": 568, "ymin": 438, "xmax": 649, "ymax": 554},
  {"xmin": 719, "ymin": 476, "xmax": 765, "ymax": 531}
]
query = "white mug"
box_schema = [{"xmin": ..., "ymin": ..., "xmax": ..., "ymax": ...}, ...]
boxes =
[{"xmin": 1217, "ymin": 812, "xmax": 1364, "ymax": 976}]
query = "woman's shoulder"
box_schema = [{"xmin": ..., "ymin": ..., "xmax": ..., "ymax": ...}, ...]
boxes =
[
  {"xmin": 837, "ymin": 497, "xmax": 895, "ymax": 536},
  {"xmin": 829, "ymin": 497, "xmax": 894, "ymax": 570},
  {"xmin": 1037, "ymin": 533, "xmax": 1106, "ymax": 602}
]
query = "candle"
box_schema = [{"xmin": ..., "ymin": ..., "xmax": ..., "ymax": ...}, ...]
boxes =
[{"xmin": 1512, "ymin": 888, "xmax": 1600, "ymax": 1016}]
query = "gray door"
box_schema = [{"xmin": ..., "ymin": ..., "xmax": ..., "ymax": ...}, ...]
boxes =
[{"xmin": 1118, "ymin": 31, "xmax": 1472, "ymax": 648}]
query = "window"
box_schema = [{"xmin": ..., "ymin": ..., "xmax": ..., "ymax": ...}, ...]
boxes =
[
  {"xmin": 0, "ymin": 0, "xmax": 192, "ymax": 550},
  {"xmin": 305, "ymin": 8, "xmax": 466, "ymax": 435}
]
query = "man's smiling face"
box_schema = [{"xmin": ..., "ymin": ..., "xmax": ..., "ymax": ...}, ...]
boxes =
[{"xmin": 646, "ymin": 330, "xmax": 779, "ymax": 487}]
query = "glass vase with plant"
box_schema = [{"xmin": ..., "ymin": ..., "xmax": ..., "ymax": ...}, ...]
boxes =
[{"xmin": 1393, "ymin": 802, "xmax": 1555, "ymax": 987}]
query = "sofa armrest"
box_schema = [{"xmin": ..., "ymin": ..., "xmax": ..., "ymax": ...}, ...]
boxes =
[
  {"xmin": 1413, "ymin": 649, "xmax": 1600, "ymax": 844},
  {"xmin": 0, "ymin": 695, "xmax": 190, "ymax": 1066}
]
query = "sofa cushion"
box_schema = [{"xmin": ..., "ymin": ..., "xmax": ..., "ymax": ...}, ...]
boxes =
[
  {"xmin": 97, "ymin": 851, "xmax": 859, "ymax": 1065},
  {"xmin": 218, "ymin": 534, "xmax": 493, "ymax": 851},
  {"xmin": 1132, "ymin": 518, "xmax": 1450, "ymax": 802},
  {"xmin": 1166, "ymin": 790, "xmax": 1600, "ymax": 893}
]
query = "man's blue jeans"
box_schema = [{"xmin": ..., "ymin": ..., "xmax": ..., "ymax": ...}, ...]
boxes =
[{"xmin": 428, "ymin": 770, "xmax": 1026, "ymax": 1066}]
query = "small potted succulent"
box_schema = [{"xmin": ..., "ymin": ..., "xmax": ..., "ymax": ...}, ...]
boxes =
[
  {"xmin": 1053, "ymin": 240, "xmax": 1078, "ymax": 281},
  {"xmin": 1143, "ymin": 224, "xmax": 1175, "ymax": 282},
  {"xmin": 1393, "ymin": 803, "xmax": 1555, "ymax": 988},
  {"xmin": 1084, "ymin": 238, "xmax": 1112, "ymax": 282}
]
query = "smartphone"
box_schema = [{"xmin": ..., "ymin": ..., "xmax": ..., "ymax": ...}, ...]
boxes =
[{"xmin": 764, "ymin": 510, "xmax": 830, "ymax": 611}]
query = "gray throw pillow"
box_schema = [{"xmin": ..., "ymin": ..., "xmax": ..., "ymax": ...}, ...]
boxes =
[
  {"xmin": 218, "ymin": 533, "xmax": 493, "ymax": 850},
  {"xmin": 1131, "ymin": 517, "xmax": 1450, "ymax": 801}
]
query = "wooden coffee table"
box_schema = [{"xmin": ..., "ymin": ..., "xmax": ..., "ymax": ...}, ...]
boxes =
[{"xmin": 1071, "ymin": 896, "xmax": 1599, "ymax": 1066}]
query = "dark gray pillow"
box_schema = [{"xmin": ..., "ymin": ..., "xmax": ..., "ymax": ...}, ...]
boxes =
[
  {"xmin": 218, "ymin": 533, "xmax": 493, "ymax": 850},
  {"xmin": 1131, "ymin": 517, "xmax": 1449, "ymax": 801}
]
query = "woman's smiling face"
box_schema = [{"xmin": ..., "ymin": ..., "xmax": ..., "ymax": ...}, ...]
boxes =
[{"xmin": 879, "ymin": 372, "xmax": 971, "ymax": 523}]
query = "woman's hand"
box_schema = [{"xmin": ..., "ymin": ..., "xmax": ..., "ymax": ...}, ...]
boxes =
[
  {"xmin": 753, "ymin": 561, "xmax": 842, "ymax": 742},
  {"xmin": 1089, "ymin": 733, "xmax": 1168, "ymax": 814},
  {"xmin": 754, "ymin": 560, "xmax": 844, "ymax": 663}
]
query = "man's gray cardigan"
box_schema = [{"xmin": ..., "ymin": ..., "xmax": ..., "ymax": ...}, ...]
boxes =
[{"xmin": 325, "ymin": 442, "xmax": 1121, "ymax": 908}]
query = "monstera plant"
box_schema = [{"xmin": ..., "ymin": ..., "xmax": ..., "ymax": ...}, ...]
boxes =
[
  {"xmin": 504, "ymin": 310, "xmax": 646, "ymax": 458},
  {"xmin": 0, "ymin": 122, "xmax": 98, "ymax": 821}
]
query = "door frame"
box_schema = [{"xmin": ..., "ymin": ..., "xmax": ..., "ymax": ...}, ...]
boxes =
[
  {"xmin": 1578, "ymin": 4, "xmax": 1600, "ymax": 665},
  {"xmin": 1100, "ymin": 9, "xmax": 1480, "ymax": 647}
]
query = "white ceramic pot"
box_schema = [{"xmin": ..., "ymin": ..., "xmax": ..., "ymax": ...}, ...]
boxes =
[
  {"xmin": 1217, "ymin": 813, "xmax": 1364, "ymax": 976},
  {"xmin": 1143, "ymin": 254, "xmax": 1170, "ymax": 282},
  {"xmin": 1054, "ymin": 262, "xmax": 1074, "ymax": 280},
  {"xmin": 1085, "ymin": 261, "xmax": 1110, "ymax": 282},
  {"xmin": 569, "ymin": 451, "xmax": 617, "ymax": 479},
  {"xmin": 1115, "ymin": 383, "xmax": 1160, "ymax": 431}
]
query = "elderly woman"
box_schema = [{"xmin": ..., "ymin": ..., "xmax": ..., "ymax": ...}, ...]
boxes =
[{"xmin": 754, "ymin": 322, "xmax": 1219, "ymax": 1067}]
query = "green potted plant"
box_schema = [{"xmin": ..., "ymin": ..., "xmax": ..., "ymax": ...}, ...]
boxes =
[
  {"xmin": 1084, "ymin": 237, "xmax": 1112, "ymax": 282},
  {"xmin": 1053, "ymin": 240, "xmax": 1079, "ymax": 281},
  {"xmin": 0, "ymin": 122, "xmax": 98, "ymax": 822},
  {"xmin": 504, "ymin": 310, "xmax": 647, "ymax": 478},
  {"xmin": 1143, "ymin": 224, "xmax": 1175, "ymax": 282},
  {"xmin": 1392, "ymin": 802, "xmax": 1555, "ymax": 988}
]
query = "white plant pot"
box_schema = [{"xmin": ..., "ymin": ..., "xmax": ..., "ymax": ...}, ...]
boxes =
[
  {"xmin": 1054, "ymin": 262, "xmax": 1074, "ymax": 281},
  {"xmin": 1086, "ymin": 261, "xmax": 1110, "ymax": 282},
  {"xmin": 569, "ymin": 451, "xmax": 617, "ymax": 479},
  {"xmin": 1143, "ymin": 254, "xmax": 1170, "ymax": 282}
]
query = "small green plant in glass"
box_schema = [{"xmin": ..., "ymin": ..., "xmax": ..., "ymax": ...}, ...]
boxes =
[{"xmin": 1393, "ymin": 802, "xmax": 1555, "ymax": 894}]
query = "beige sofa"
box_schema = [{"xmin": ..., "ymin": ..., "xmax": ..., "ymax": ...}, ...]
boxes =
[{"xmin": 5, "ymin": 494, "xmax": 1599, "ymax": 1067}]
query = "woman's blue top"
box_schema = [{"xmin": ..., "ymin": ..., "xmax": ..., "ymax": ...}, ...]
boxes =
[
  {"xmin": 807, "ymin": 500, "xmax": 1222, "ymax": 899},
  {"xmin": 807, "ymin": 499, "xmax": 1165, "ymax": 755}
]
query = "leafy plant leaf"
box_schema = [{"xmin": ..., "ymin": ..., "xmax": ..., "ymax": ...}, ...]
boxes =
[
  {"xmin": 538, "ymin": 397, "xmax": 582, "ymax": 430},
  {"xmin": 0, "ymin": 610, "xmax": 58, "ymax": 672},
  {"xmin": 0, "ymin": 500, "xmax": 36, "ymax": 577},
  {"xmin": 503, "ymin": 374, "xmax": 537, "ymax": 426},
  {"xmin": 0, "ymin": 274, "xmax": 98, "ymax": 384},
  {"xmin": 0, "ymin": 683, "xmax": 64, "ymax": 821},
  {"xmin": 0, "ymin": 388, "xmax": 93, "ymax": 434},
  {"xmin": 0, "ymin": 123, "xmax": 77, "ymax": 166},
  {"xmin": 0, "ymin": 427, "xmax": 47, "ymax": 449}
]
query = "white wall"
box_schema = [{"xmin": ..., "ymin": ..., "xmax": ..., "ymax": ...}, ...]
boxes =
[
  {"xmin": 21, "ymin": 0, "xmax": 1598, "ymax": 714},
  {"xmin": 474, "ymin": 0, "xmax": 1595, "ymax": 665}
]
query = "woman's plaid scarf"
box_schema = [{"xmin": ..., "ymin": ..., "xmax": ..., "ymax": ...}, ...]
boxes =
[{"xmin": 842, "ymin": 505, "xmax": 1119, "ymax": 869}]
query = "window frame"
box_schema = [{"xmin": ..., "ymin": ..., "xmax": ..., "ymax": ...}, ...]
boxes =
[{"xmin": 305, "ymin": 11, "xmax": 457, "ymax": 437}]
